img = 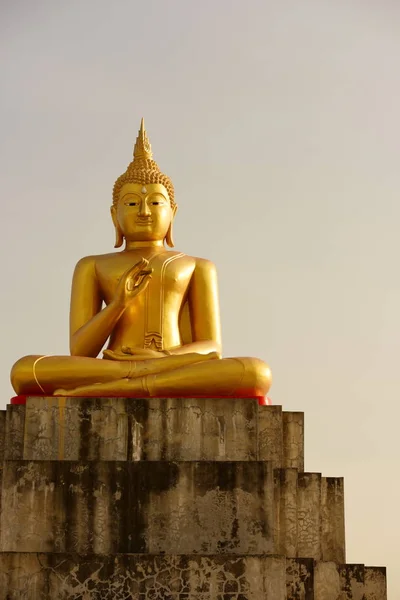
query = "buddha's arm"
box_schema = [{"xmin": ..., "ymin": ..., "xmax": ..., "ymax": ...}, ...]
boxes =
[
  {"xmin": 69, "ymin": 257, "xmax": 124, "ymax": 357},
  {"xmin": 169, "ymin": 259, "xmax": 222, "ymax": 357}
]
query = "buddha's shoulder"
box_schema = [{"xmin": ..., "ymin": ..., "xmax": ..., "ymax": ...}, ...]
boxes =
[
  {"xmin": 192, "ymin": 256, "xmax": 216, "ymax": 268},
  {"xmin": 73, "ymin": 252, "xmax": 217, "ymax": 272},
  {"xmin": 184, "ymin": 255, "xmax": 217, "ymax": 275},
  {"xmin": 73, "ymin": 252, "xmax": 116, "ymax": 268},
  {"xmin": 73, "ymin": 253, "xmax": 122, "ymax": 275},
  {"xmin": 169, "ymin": 252, "xmax": 216, "ymax": 269}
]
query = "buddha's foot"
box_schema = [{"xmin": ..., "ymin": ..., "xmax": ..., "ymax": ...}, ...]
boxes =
[
  {"xmin": 54, "ymin": 351, "xmax": 219, "ymax": 397},
  {"xmin": 54, "ymin": 378, "xmax": 143, "ymax": 397}
]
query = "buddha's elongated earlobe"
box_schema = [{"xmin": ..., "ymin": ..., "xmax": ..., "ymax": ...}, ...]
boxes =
[
  {"xmin": 110, "ymin": 206, "xmax": 124, "ymax": 248},
  {"xmin": 114, "ymin": 225, "xmax": 124, "ymax": 248},
  {"xmin": 165, "ymin": 205, "xmax": 178, "ymax": 248},
  {"xmin": 165, "ymin": 223, "xmax": 175, "ymax": 248}
]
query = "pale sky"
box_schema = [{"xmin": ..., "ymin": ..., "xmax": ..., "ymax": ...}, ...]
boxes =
[{"xmin": 1, "ymin": 0, "xmax": 399, "ymax": 596}]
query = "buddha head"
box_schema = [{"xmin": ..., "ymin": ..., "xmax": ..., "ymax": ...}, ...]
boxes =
[{"xmin": 111, "ymin": 119, "xmax": 177, "ymax": 248}]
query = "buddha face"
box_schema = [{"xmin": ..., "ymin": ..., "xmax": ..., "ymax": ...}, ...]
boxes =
[{"xmin": 112, "ymin": 182, "xmax": 175, "ymax": 244}]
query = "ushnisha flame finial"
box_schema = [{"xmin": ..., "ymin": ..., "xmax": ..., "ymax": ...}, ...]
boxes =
[
  {"xmin": 133, "ymin": 118, "xmax": 153, "ymax": 161},
  {"xmin": 112, "ymin": 118, "xmax": 176, "ymax": 209}
]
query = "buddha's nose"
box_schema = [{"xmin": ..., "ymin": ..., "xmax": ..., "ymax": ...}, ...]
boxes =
[{"xmin": 138, "ymin": 200, "xmax": 151, "ymax": 217}]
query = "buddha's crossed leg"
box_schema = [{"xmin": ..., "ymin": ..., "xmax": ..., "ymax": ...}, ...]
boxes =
[
  {"xmin": 54, "ymin": 356, "xmax": 271, "ymax": 398},
  {"xmin": 11, "ymin": 352, "xmax": 218, "ymax": 396}
]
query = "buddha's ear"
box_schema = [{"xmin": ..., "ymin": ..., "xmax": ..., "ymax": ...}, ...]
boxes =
[
  {"xmin": 110, "ymin": 205, "xmax": 124, "ymax": 248},
  {"xmin": 165, "ymin": 204, "xmax": 178, "ymax": 248}
]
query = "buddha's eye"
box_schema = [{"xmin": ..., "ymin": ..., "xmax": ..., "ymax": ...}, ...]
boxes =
[
  {"xmin": 151, "ymin": 201, "xmax": 161, "ymax": 206},
  {"xmin": 125, "ymin": 201, "xmax": 138, "ymax": 206}
]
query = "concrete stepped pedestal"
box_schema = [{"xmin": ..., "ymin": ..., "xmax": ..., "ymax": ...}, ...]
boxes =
[{"xmin": 0, "ymin": 397, "xmax": 386, "ymax": 599}]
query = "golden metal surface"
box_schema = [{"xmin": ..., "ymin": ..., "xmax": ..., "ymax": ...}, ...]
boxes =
[{"xmin": 10, "ymin": 120, "xmax": 271, "ymax": 398}]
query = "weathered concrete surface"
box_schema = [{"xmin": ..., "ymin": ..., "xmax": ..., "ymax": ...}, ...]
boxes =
[
  {"xmin": 286, "ymin": 561, "xmax": 384, "ymax": 600},
  {"xmin": 0, "ymin": 554, "xmax": 386, "ymax": 599},
  {"xmin": 131, "ymin": 396, "xmax": 258, "ymax": 462},
  {"xmin": 14, "ymin": 397, "xmax": 306, "ymax": 467},
  {"xmin": 22, "ymin": 396, "xmax": 259, "ymax": 462},
  {"xmin": 364, "ymin": 567, "xmax": 387, "ymax": 600},
  {"xmin": 23, "ymin": 396, "xmax": 128, "ymax": 461},
  {"xmin": 258, "ymin": 404, "xmax": 283, "ymax": 468},
  {"xmin": 314, "ymin": 561, "xmax": 342, "ymax": 599},
  {"xmin": 274, "ymin": 468, "xmax": 298, "ymax": 558},
  {"xmin": 0, "ymin": 410, "xmax": 5, "ymax": 462},
  {"xmin": 0, "ymin": 396, "xmax": 387, "ymax": 598},
  {"xmin": 4, "ymin": 404, "xmax": 25, "ymax": 460},
  {"xmin": 321, "ymin": 477, "xmax": 345, "ymax": 563},
  {"xmin": 339, "ymin": 564, "xmax": 365, "ymax": 600},
  {"xmin": 282, "ymin": 411, "xmax": 304, "ymax": 472},
  {"xmin": 275, "ymin": 472, "xmax": 346, "ymax": 565},
  {"xmin": 0, "ymin": 460, "xmax": 274, "ymax": 555},
  {"xmin": 313, "ymin": 563, "xmax": 387, "ymax": 600},
  {"xmin": 297, "ymin": 473, "xmax": 321, "ymax": 560},
  {"xmin": 0, "ymin": 552, "xmax": 287, "ymax": 600},
  {"xmin": 286, "ymin": 557, "xmax": 314, "ymax": 599},
  {"xmin": 0, "ymin": 410, "xmax": 5, "ymax": 535}
]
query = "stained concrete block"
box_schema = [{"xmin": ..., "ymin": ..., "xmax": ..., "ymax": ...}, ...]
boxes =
[
  {"xmin": 274, "ymin": 468, "xmax": 298, "ymax": 558},
  {"xmin": 282, "ymin": 411, "xmax": 304, "ymax": 471},
  {"xmin": 339, "ymin": 564, "xmax": 365, "ymax": 600},
  {"xmin": 314, "ymin": 563, "xmax": 387, "ymax": 600},
  {"xmin": 0, "ymin": 395, "xmax": 387, "ymax": 599},
  {"xmin": 0, "ymin": 552, "xmax": 287, "ymax": 600},
  {"xmin": 0, "ymin": 460, "xmax": 274, "ymax": 555},
  {"xmin": 0, "ymin": 552, "xmax": 48, "ymax": 600},
  {"xmin": 258, "ymin": 405, "xmax": 283, "ymax": 467},
  {"xmin": 286, "ymin": 557, "xmax": 314, "ymax": 600},
  {"xmin": 4, "ymin": 405, "xmax": 25, "ymax": 460},
  {"xmin": 321, "ymin": 477, "xmax": 345, "ymax": 563},
  {"xmin": 364, "ymin": 567, "xmax": 387, "ymax": 600},
  {"xmin": 17, "ymin": 398, "xmax": 307, "ymax": 468},
  {"xmin": 297, "ymin": 473, "xmax": 321, "ymax": 560},
  {"xmin": 22, "ymin": 396, "xmax": 259, "ymax": 462},
  {"xmin": 130, "ymin": 396, "xmax": 258, "ymax": 461},
  {"xmin": 23, "ymin": 396, "xmax": 129, "ymax": 461},
  {"xmin": 0, "ymin": 411, "xmax": 6, "ymax": 462},
  {"xmin": 314, "ymin": 561, "xmax": 341, "ymax": 600}
]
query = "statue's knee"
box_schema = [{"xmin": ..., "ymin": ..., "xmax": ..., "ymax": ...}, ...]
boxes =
[
  {"xmin": 10, "ymin": 355, "xmax": 39, "ymax": 394},
  {"xmin": 240, "ymin": 358, "xmax": 272, "ymax": 394},
  {"xmin": 253, "ymin": 359, "xmax": 272, "ymax": 393}
]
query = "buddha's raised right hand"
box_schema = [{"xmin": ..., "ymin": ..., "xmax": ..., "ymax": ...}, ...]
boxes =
[{"xmin": 113, "ymin": 259, "xmax": 153, "ymax": 309}]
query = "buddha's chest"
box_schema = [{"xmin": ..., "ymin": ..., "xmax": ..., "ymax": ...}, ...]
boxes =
[{"xmin": 96, "ymin": 252, "xmax": 195, "ymax": 307}]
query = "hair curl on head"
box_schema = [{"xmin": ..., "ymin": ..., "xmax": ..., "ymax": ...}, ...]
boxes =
[{"xmin": 112, "ymin": 158, "xmax": 175, "ymax": 208}]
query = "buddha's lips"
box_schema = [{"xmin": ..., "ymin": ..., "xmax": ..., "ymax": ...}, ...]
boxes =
[{"xmin": 135, "ymin": 219, "xmax": 153, "ymax": 225}]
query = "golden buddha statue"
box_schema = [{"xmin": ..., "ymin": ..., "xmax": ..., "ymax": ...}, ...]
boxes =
[{"xmin": 10, "ymin": 120, "xmax": 272, "ymax": 400}]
